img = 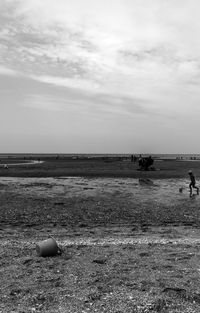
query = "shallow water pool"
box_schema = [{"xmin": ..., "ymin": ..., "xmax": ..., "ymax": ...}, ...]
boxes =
[{"xmin": 0, "ymin": 176, "xmax": 198, "ymax": 206}]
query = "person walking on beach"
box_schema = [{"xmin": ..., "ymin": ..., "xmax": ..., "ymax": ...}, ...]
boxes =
[
  {"xmin": 131, "ymin": 155, "xmax": 133, "ymax": 162},
  {"xmin": 188, "ymin": 170, "xmax": 199, "ymax": 196}
]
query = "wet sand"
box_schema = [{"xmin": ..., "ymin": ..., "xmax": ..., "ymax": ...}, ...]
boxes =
[{"xmin": 0, "ymin": 176, "xmax": 198, "ymax": 205}]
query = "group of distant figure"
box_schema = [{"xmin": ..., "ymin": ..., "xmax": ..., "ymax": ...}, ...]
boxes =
[{"xmin": 131, "ymin": 154, "xmax": 154, "ymax": 171}]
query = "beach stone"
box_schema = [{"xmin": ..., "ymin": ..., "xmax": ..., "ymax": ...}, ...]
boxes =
[
  {"xmin": 78, "ymin": 222, "xmax": 88, "ymax": 228},
  {"xmin": 22, "ymin": 256, "xmax": 33, "ymax": 264},
  {"xmin": 139, "ymin": 178, "xmax": 154, "ymax": 185},
  {"xmin": 92, "ymin": 258, "xmax": 107, "ymax": 264}
]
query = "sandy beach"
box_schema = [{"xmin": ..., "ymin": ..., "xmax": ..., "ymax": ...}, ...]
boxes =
[{"xmin": 1, "ymin": 157, "xmax": 200, "ymax": 312}]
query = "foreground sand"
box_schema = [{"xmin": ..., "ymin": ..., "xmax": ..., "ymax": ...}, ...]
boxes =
[{"xmin": 1, "ymin": 158, "xmax": 200, "ymax": 312}]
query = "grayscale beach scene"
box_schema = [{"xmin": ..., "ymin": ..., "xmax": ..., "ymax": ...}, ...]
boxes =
[{"xmin": 1, "ymin": 1, "xmax": 200, "ymax": 312}]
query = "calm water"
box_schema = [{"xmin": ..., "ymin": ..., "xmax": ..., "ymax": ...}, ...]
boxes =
[{"xmin": 0, "ymin": 153, "xmax": 200, "ymax": 160}]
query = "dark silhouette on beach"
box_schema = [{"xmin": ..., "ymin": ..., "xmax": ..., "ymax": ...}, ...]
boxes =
[
  {"xmin": 138, "ymin": 155, "xmax": 154, "ymax": 171},
  {"xmin": 188, "ymin": 170, "xmax": 199, "ymax": 197}
]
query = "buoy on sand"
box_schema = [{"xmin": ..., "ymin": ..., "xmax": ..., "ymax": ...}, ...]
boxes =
[{"xmin": 36, "ymin": 237, "xmax": 62, "ymax": 257}]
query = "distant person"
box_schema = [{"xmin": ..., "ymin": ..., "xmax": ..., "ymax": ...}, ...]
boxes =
[
  {"xmin": 131, "ymin": 155, "xmax": 133, "ymax": 162},
  {"xmin": 188, "ymin": 170, "xmax": 199, "ymax": 196},
  {"xmin": 138, "ymin": 154, "xmax": 143, "ymax": 168}
]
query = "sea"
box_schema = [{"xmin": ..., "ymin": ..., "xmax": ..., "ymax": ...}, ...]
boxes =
[{"xmin": 0, "ymin": 153, "xmax": 200, "ymax": 160}]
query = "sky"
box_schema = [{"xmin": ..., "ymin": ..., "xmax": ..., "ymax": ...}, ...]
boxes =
[{"xmin": 1, "ymin": 0, "xmax": 200, "ymax": 154}]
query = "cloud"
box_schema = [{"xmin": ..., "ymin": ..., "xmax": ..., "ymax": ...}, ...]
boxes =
[
  {"xmin": 24, "ymin": 95, "xmax": 64, "ymax": 112},
  {"xmin": 2, "ymin": 0, "xmax": 200, "ymax": 93},
  {"xmin": 1, "ymin": 0, "xmax": 200, "ymax": 140},
  {"xmin": 30, "ymin": 74, "xmax": 100, "ymax": 92},
  {"xmin": 19, "ymin": 75, "xmax": 169, "ymax": 124},
  {"xmin": 0, "ymin": 65, "xmax": 18, "ymax": 76}
]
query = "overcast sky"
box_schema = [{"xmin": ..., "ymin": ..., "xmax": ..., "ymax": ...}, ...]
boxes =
[{"xmin": 1, "ymin": 0, "xmax": 200, "ymax": 153}]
